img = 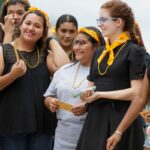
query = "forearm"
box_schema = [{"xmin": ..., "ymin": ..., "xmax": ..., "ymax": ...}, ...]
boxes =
[
  {"xmin": 97, "ymin": 88, "xmax": 136, "ymax": 101},
  {"xmin": 114, "ymin": 73, "xmax": 149, "ymax": 135},
  {"xmin": 48, "ymin": 39, "xmax": 70, "ymax": 68},
  {"xmin": 3, "ymin": 33, "xmax": 13, "ymax": 44},
  {"xmin": 96, "ymin": 80, "xmax": 142, "ymax": 101},
  {"xmin": 46, "ymin": 52, "xmax": 58, "ymax": 74},
  {"xmin": 116, "ymin": 95, "xmax": 147, "ymax": 134},
  {"xmin": 0, "ymin": 72, "xmax": 16, "ymax": 91}
]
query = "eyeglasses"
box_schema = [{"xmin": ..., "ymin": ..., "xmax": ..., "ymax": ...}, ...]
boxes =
[
  {"xmin": 73, "ymin": 39, "xmax": 89, "ymax": 46},
  {"xmin": 96, "ymin": 17, "xmax": 118, "ymax": 25}
]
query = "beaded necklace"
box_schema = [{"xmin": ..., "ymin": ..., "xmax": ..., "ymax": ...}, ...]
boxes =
[
  {"xmin": 14, "ymin": 40, "xmax": 40, "ymax": 69},
  {"xmin": 72, "ymin": 63, "xmax": 87, "ymax": 89},
  {"xmin": 98, "ymin": 42, "xmax": 127, "ymax": 76}
]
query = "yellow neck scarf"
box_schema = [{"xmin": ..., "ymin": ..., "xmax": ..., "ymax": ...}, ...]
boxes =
[{"xmin": 97, "ymin": 32, "xmax": 129, "ymax": 66}]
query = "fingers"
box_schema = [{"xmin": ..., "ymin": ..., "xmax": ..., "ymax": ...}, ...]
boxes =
[
  {"xmin": 80, "ymin": 90, "xmax": 93, "ymax": 101},
  {"xmin": 16, "ymin": 59, "xmax": 27, "ymax": 73},
  {"xmin": 44, "ymin": 97, "xmax": 59, "ymax": 112},
  {"xmin": 11, "ymin": 59, "xmax": 27, "ymax": 78},
  {"xmin": 72, "ymin": 109, "xmax": 82, "ymax": 116},
  {"xmin": 72, "ymin": 106, "xmax": 80, "ymax": 115},
  {"xmin": 106, "ymin": 133, "xmax": 121, "ymax": 150},
  {"xmin": 49, "ymin": 98, "xmax": 59, "ymax": 112},
  {"xmin": 50, "ymin": 101, "xmax": 59, "ymax": 112},
  {"xmin": 3, "ymin": 14, "xmax": 15, "ymax": 33},
  {"xmin": 4, "ymin": 14, "xmax": 15, "ymax": 24},
  {"xmin": 72, "ymin": 104, "xmax": 85, "ymax": 116},
  {"xmin": 106, "ymin": 138, "xmax": 115, "ymax": 150}
]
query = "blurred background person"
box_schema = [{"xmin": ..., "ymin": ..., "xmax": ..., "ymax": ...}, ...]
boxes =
[
  {"xmin": 0, "ymin": 0, "xmax": 30, "ymax": 44},
  {"xmin": 54, "ymin": 14, "xmax": 78, "ymax": 61}
]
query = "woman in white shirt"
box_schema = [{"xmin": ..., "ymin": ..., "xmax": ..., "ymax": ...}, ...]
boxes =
[{"xmin": 44, "ymin": 26, "xmax": 105, "ymax": 150}]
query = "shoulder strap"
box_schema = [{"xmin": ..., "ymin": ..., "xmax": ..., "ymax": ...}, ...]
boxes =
[{"xmin": 2, "ymin": 43, "xmax": 19, "ymax": 62}]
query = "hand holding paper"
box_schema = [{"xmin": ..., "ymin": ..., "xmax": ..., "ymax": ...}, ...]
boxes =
[{"xmin": 58, "ymin": 101, "xmax": 73, "ymax": 112}]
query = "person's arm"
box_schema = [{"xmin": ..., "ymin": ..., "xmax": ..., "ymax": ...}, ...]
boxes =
[
  {"xmin": 3, "ymin": 31, "xmax": 13, "ymax": 44},
  {"xmin": 81, "ymin": 79, "xmax": 142, "ymax": 103},
  {"xmin": 46, "ymin": 28, "xmax": 70, "ymax": 73},
  {"xmin": 72, "ymin": 102, "xmax": 87, "ymax": 116},
  {"xmin": 46, "ymin": 38, "xmax": 70, "ymax": 73},
  {"xmin": 44, "ymin": 69, "xmax": 60, "ymax": 112},
  {"xmin": 106, "ymin": 72, "xmax": 149, "ymax": 150},
  {"xmin": 0, "ymin": 14, "xmax": 15, "ymax": 44},
  {"xmin": 46, "ymin": 50, "xmax": 57, "ymax": 73},
  {"xmin": 0, "ymin": 46, "xmax": 27, "ymax": 91}
]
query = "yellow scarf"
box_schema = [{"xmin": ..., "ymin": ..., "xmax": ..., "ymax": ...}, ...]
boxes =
[{"xmin": 97, "ymin": 32, "xmax": 129, "ymax": 66}]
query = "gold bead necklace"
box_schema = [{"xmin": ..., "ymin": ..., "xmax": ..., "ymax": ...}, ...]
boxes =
[
  {"xmin": 13, "ymin": 40, "xmax": 40, "ymax": 69},
  {"xmin": 72, "ymin": 63, "xmax": 87, "ymax": 89},
  {"xmin": 98, "ymin": 42, "xmax": 127, "ymax": 76}
]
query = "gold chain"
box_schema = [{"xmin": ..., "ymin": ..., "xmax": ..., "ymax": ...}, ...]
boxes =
[
  {"xmin": 72, "ymin": 63, "xmax": 87, "ymax": 89},
  {"xmin": 98, "ymin": 42, "xmax": 127, "ymax": 76},
  {"xmin": 14, "ymin": 40, "xmax": 40, "ymax": 69}
]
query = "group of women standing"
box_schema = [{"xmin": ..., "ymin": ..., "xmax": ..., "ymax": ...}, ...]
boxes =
[{"xmin": 0, "ymin": 0, "xmax": 149, "ymax": 150}]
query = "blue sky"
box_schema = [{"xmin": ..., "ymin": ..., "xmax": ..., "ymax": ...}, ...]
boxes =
[{"xmin": 30, "ymin": 0, "xmax": 150, "ymax": 51}]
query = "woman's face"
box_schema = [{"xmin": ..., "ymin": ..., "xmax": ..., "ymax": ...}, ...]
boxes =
[
  {"xmin": 73, "ymin": 33, "xmax": 95, "ymax": 66},
  {"xmin": 7, "ymin": 3, "xmax": 26, "ymax": 26},
  {"xmin": 98, "ymin": 8, "xmax": 119, "ymax": 38},
  {"xmin": 56, "ymin": 22, "xmax": 77, "ymax": 49},
  {"xmin": 20, "ymin": 13, "xmax": 44, "ymax": 43}
]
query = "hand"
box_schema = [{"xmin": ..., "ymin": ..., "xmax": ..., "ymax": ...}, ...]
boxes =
[
  {"xmin": 80, "ymin": 91, "xmax": 99, "ymax": 103},
  {"xmin": 44, "ymin": 97, "xmax": 59, "ymax": 112},
  {"xmin": 0, "ymin": 14, "xmax": 15, "ymax": 35},
  {"xmin": 10, "ymin": 59, "xmax": 27, "ymax": 79},
  {"xmin": 106, "ymin": 132, "xmax": 122, "ymax": 150},
  {"xmin": 80, "ymin": 90, "xmax": 94, "ymax": 101},
  {"xmin": 72, "ymin": 103, "xmax": 86, "ymax": 116}
]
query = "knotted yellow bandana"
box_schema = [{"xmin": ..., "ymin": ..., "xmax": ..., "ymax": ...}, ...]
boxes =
[{"xmin": 97, "ymin": 32, "xmax": 129, "ymax": 66}]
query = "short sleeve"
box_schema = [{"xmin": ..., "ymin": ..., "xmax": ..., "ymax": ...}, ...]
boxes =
[
  {"xmin": 43, "ymin": 63, "xmax": 73, "ymax": 97},
  {"xmin": 128, "ymin": 46, "xmax": 146, "ymax": 80},
  {"xmin": 43, "ymin": 71, "xmax": 58, "ymax": 97},
  {"xmin": 145, "ymin": 52, "xmax": 150, "ymax": 67}
]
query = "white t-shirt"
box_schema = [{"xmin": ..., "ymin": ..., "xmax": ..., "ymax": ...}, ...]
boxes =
[{"xmin": 44, "ymin": 62, "xmax": 89, "ymax": 150}]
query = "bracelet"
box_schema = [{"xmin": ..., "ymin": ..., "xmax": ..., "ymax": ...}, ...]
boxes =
[{"xmin": 114, "ymin": 130, "xmax": 122, "ymax": 136}]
